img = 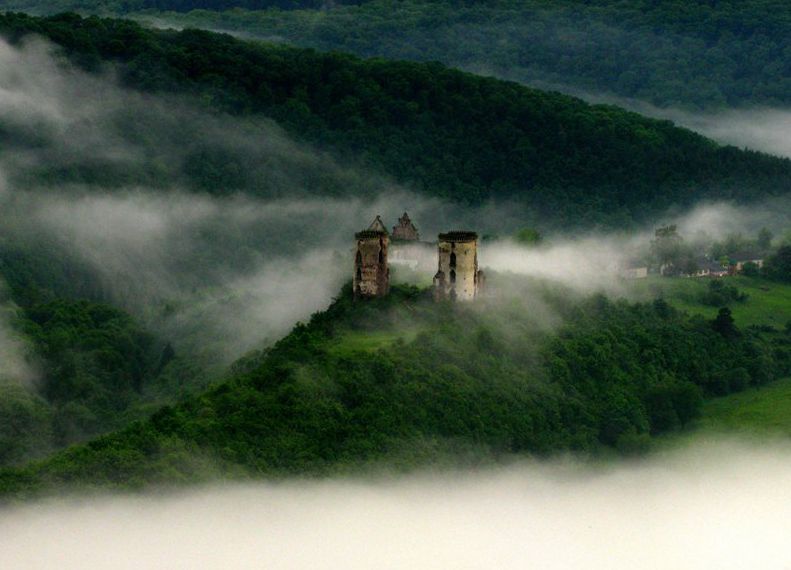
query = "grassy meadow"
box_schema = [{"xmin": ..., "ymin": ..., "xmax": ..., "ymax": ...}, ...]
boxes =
[{"xmin": 629, "ymin": 275, "xmax": 791, "ymax": 329}]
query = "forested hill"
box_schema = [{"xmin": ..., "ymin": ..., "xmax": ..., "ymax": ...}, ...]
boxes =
[
  {"xmin": 5, "ymin": 0, "xmax": 790, "ymax": 109},
  {"xmin": 1, "ymin": 283, "xmax": 789, "ymax": 497},
  {"xmin": 1, "ymin": 13, "xmax": 790, "ymax": 226},
  {"xmin": 3, "ymin": 0, "xmax": 373, "ymax": 13}
]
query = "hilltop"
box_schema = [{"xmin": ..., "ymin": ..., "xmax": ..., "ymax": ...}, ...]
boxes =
[
  {"xmin": 0, "ymin": 13, "xmax": 789, "ymax": 226},
  {"xmin": 1, "ymin": 279, "xmax": 789, "ymax": 498}
]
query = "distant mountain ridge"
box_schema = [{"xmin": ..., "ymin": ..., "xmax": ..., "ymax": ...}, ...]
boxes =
[
  {"xmin": 1, "ymin": 12, "xmax": 789, "ymax": 228},
  {"xmin": 5, "ymin": 0, "xmax": 790, "ymax": 109}
]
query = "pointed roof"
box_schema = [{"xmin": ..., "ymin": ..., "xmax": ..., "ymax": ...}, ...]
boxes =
[{"xmin": 368, "ymin": 215, "xmax": 388, "ymax": 233}]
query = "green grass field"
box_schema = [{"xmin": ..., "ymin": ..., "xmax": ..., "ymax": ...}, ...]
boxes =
[
  {"xmin": 654, "ymin": 377, "xmax": 791, "ymax": 450},
  {"xmin": 628, "ymin": 275, "xmax": 791, "ymax": 329},
  {"xmin": 698, "ymin": 377, "xmax": 791, "ymax": 436},
  {"xmin": 325, "ymin": 329, "xmax": 421, "ymax": 358},
  {"xmin": 629, "ymin": 276, "xmax": 791, "ymax": 445}
]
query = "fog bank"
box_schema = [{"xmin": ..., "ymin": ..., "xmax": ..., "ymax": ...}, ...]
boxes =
[
  {"xmin": 1, "ymin": 440, "xmax": 790, "ymax": 569},
  {"xmin": 0, "ymin": 300, "xmax": 35, "ymax": 385},
  {"xmin": 545, "ymin": 85, "xmax": 791, "ymax": 159}
]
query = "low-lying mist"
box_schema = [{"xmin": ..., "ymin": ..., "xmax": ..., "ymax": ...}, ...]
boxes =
[
  {"xmin": 1, "ymin": 439, "xmax": 790, "ymax": 569},
  {"xmin": 0, "ymin": 301, "xmax": 36, "ymax": 385},
  {"xmin": 529, "ymin": 83, "xmax": 791, "ymax": 159},
  {"xmin": 0, "ymin": 34, "xmax": 789, "ymax": 375}
]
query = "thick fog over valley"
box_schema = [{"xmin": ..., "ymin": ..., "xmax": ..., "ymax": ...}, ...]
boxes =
[{"xmin": 2, "ymin": 440, "xmax": 791, "ymax": 569}]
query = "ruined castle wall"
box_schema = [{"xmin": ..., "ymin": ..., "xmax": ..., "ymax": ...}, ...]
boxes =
[
  {"xmin": 435, "ymin": 236, "xmax": 479, "ymax": 301},
  {"xmin": 354, "ymin": 233, "xmax": 389, "ymax": 298}
]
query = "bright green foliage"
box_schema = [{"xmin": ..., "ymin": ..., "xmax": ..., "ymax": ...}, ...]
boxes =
[
  {"xmin": 695, "ymin": 377, "xmax": 791, "ymax": 437},
  {"xmin": 513, "ymin": 228, "xmax": 543, "ymax": 246},
  {"xmin": 628, "ymin": 275, "xmax": 791, "ymax": 329},
  {"xmin": 1, "ymin": 283, "xmax": 788, "ymax": 497},
  {"xmin": 0, "ymin": 13, "xmax": 789, "ymax": 226},
  {"xmin": 700, "ymin": 280, "xmax": 748, "ymax": 307}
]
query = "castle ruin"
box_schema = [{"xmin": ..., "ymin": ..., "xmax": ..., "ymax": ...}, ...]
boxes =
[
  {"xmin": 391, "ymin": 212, "xmax": 419, "ymax": 241},
  {"xmin": 353, "ymin": 219, "xmax": 390, "ymax": 298},
  {"xmin": 353, "ymin": 215, "xmax": 483, "ymax": 301},
  {"xmin": 433, "ymin": 231, "xmax": 484, "ymax": 301}
]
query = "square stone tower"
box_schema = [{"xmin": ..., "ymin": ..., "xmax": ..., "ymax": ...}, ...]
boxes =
[
  {"xmin": 353, "ymin": 225, "xmax": 390, "ymax": 299},
  {"xmin": 433, "ymin": 231, "xmax": 483, "ymax": 301}
]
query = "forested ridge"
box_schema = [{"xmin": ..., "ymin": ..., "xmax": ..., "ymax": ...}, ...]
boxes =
[
  {"xmin": 0, "ymin": 12, "xmax": 790, "ymax": 227},
  {"xmin": 6, "ymin": 0, "xmax": 790, "ymax": 109},
  {"xmin": 1, "ymin": 282, "xmax": 789, "ymax": 497}
]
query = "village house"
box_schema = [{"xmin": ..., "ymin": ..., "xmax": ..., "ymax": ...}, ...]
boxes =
[
  {"xmin": 619, "ymin": 264, "xmax": 648, "ymax": 279},
  {"xmin": 693, "ymin": 258, "xmax": 729, "ymax": 278},
  {"xmin": 728, "ymin": 251, "xmax": 765, "ymax": 274}
]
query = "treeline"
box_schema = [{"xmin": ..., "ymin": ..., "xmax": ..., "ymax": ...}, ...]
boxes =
[
  {"xmin": 0, "ymin": 13, "xmax": 789, "ymax": 227},
  {"xmin": 2, "ymin": 283, "xmax": 789, "ymax": 496},
  {"xmin": 70, "ymin": 0, "xmax": 791, "ymax": 109}
]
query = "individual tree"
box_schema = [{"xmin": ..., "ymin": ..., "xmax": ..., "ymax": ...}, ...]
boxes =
[
  {"xmin": 712, "ymin": 307, "xmax": 739, "ymax": 339},
  {"xmin": 741, "ymin": 261, "xmax": 759, "ymax": 277},
  {"xmin": 757, "ymin": 227, "xmax": 774, "ymax": 250},
  {"xmin": 763, "ymin": 245, "xmax": 791, "ymax": 282},
  {"xmin": 514, "ymin": 227, "xmax": 543, "ymax": 246},
  {"xmin": 651, "ymin": 225, "xmax": 687, "ymax": 275}
]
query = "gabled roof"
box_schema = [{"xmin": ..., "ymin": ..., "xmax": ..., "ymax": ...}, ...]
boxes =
[
  {"xmin": 730, "ymin": 250, "xmax": 766, "ymax": 262},
  {"xmin": 368, "ymin": 215, "xmax": 388, "ymax": 233},
  {"xmin": 702, "ymin": 261, "xmax": 727, "ymax": 272}
]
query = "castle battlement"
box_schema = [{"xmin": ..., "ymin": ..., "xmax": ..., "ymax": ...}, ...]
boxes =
[
  {"xmin": 353, "ymin": 218, "xmax": 390, "ymax": 299},
  {"xmin": 355, "ymin": 229, "xmax": 388, "ymax": 239},
  {"xmin": 437, "ymin": 231, "xmax": 478, "ymax": 242}
]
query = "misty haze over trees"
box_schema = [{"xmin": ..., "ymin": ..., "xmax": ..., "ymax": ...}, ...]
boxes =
[
  {"xmin": 0, "ymin": 12, "xmax": 789, "ymax": 229},
  {"xmin": 0, "ymin": 1, "xmax": 788, "ymax": 519}
]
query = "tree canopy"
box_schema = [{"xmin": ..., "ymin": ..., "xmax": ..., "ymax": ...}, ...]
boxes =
[{"xmin": 0, "ymin": 12, "xmax": 789, "ymax": 227}]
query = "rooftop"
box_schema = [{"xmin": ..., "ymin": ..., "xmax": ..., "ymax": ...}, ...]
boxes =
[
  {"xmin": 355, "ymin": 229, "xmax": 388, "ymax": 239},
  {"xmin": 438, "ymin": 231, "xmax": 478, "ymax": 242}
]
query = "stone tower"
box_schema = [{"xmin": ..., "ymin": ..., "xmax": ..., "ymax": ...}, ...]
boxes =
[
  {"xmin": 391, "ymin": 212, "xmax": 419, "ymax": 241},
  {"xmin": 353, "ymin": 222, "xmax": 390, "ymax": 299},
  {"xmin": 433, "ymin": 231, "xmax": 484, "ymax": 301}
]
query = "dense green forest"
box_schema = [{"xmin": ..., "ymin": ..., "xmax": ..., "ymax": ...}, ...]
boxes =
[
  {"xmin": 1, "ymin": 281, "xmax": 789, "ymax": 497},
  {"xmin": 7, "ymin": 0, "xmax": 791, "ymax": 109},
  {"xmin": 0, "ymin": 242, "xmax": 207, "ymax": 467},
  {"xmin": 0, "ymin": 13, "xmax": 790, "ymax": 227}
]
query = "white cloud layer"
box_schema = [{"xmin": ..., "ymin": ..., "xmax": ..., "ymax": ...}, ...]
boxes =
[{"xmin": 1, "ymin": 440, "xmax": 790, "ymax": 569}]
